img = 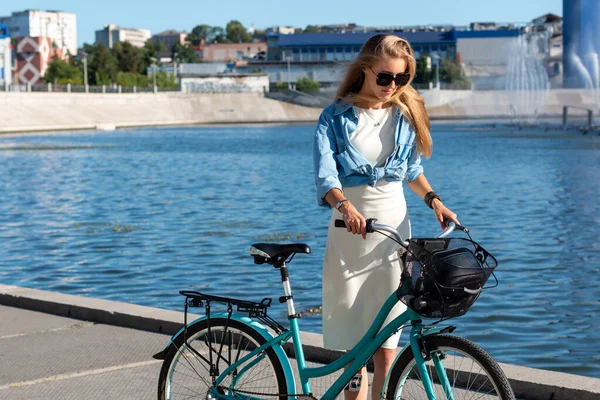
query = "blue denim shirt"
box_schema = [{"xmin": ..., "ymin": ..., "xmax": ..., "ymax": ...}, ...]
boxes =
[{"xmin": 313, "ymin": 101, "xmax": 424, "ymax": 208}]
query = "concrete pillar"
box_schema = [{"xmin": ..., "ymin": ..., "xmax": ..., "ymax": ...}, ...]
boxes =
[
  {"xmin": 85, "ymin": 84, "xmax": 89, "ymax": 93},
  {"xmin": 67, "ymin": 83, "xmax": 71, "ymax": 93},
  {"xmin": 102, "ymin": 85, "xmax": 106, "ymax": 93},
  {"xmin": 133, "ymin": 85, "xmax": 137, "ymax": 93},
  {"xmin": 27, "ymin": 82, "xmax": 31, "ymax": 92},
  {"xmin": 153, "ymin": 85, "xmax": 157, "ymax": 93},
  {"xmin": 118, "ymin": 85, "xmax": 122, "ymax": 93},
  {"xmin": 48, "ymin": 83, "xmax": 52, "ymax": 92}
]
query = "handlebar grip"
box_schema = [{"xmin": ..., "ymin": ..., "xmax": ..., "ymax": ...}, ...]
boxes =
[
  {"xmin": 334, "ymin": 219, "xmax": 376, "ymax": 233},
  {"xmin": 334, "ymin": 219, "xmax": 346, "ymax": 228},
  {"xmin": 443, "ymin": 218, "xmax": 469, "ymax": 233}
]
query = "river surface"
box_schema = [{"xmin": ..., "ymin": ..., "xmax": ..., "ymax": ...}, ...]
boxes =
[{"xmin": 0, "ymin": 123, "xmax": 598, "ymax": 378}]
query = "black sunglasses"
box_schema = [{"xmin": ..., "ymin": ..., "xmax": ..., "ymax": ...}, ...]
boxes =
[{"xmin": 370, "ymin": 68, "xmax": 411, "ymax": 87}]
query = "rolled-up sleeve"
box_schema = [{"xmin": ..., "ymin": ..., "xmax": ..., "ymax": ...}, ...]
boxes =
[
  {"xmin": 313, "ymin": 111, "xmax": 342, "ymax": 208},
  {"xmin": 405, "ymin": 142, "xmax": 424, "ymax": 182}
]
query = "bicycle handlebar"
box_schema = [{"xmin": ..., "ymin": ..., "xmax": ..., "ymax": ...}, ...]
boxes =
[{"xmin": 334, "ymin": 218, "xmax": 468, "ymax": 248}]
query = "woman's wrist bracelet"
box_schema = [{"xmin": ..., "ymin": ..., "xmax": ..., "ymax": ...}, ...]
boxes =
[
  {"xmin": 335, "ymin": 199, "xmax": 349, "ymax": 212},
  {"xmin": 424, "ymin": 191, "xmax": 441, "ymax": 209}
]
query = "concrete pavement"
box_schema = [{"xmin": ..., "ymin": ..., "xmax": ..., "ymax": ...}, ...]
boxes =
[{"xmin": 1, "ymin": 284, "xmax": 599, "ymax": 400}]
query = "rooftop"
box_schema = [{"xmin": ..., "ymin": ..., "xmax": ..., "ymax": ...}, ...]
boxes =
[
  {"xmin": 275, "ymin": 30, "xmax": 520, "ymax": 47},
  {"xmin": 154, "ymin": 30, "xmax": 187, "ymax": 36}
]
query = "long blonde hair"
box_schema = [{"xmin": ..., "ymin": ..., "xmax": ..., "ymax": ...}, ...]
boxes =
[{"xmin": 336, "ymin": 34, "xmax": 432, "ymax": 157}]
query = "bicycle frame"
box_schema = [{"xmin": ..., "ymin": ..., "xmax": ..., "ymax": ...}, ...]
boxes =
[
  {"xmin": 204, "ymin": 290, "xmax": 455, "ymax": 400},
  {"xmin": 161, "ymin": 221, "xmax": 464, "ymax": 400}
]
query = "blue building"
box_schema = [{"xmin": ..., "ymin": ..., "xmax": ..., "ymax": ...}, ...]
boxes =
[
  {"xmin": 252, "ymin": 29, "xmax": 522, "ymax": 90},
  {"xmin": 266, "ymin": 31, "xmax": 459, "ymax": 63}
]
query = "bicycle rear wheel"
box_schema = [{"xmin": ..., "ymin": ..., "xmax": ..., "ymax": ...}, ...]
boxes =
[
  {"xmin": 158, "ymin": 318, "xmax": 288, "ymax": 400},
  {"xmin": 385, "ymin": 335, "xmax": 515, "ymax": 400}
]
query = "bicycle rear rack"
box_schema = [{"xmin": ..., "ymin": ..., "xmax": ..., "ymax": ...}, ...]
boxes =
[{"xmin": 179, "ymin": 290, "xmax": 287, "ymax": 334}]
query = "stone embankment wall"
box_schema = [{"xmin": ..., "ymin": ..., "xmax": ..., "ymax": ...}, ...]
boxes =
[
  {"xmin": 422, "ymin": 88, "xmax": 599, "ymax": 119},
  {"xmin": 1, "ymin": 89, "xmax": 598, "ymax": 134},
  {"xmin": 0, "ymin": 92, "xmax": 321, "ymax": 134}
]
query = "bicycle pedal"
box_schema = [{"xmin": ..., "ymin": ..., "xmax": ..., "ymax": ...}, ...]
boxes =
[{"xmin": 344, "ymin": 372, "xmax": 363, "ymax": 392}]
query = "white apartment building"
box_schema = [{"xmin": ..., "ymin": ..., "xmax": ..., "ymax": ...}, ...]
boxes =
[
  {"xmin": 0, "ymin": 9, "xmax": 77, "ymax": 55},
  {"xmin": 95, "ymin": 24, "xmax": 151, "ymax": 48},
  {"xmin": 0, "ymin": 25, "xmax": 11, "ymax": 86}
]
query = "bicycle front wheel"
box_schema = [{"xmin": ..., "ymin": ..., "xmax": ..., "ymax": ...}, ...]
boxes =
[
  {"xmin": 386, "ymin": 335, "xmax": 515, "ymax": 400},
  {"xmin": 158, "ymin": 317, "xmax": 288, "ymax": 400}
]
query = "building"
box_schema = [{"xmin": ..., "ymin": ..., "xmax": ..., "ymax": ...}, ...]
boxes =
[
  {"xmin": 0, "ymin": 9, "xmax": 77, "ymax": 55},
  {"xmin": 455, "ymin": 29, "xmax": 520, "ymax": 89},
  {"xmin": 15, "ymin": 36, "xmax": 65, "ymax": 84},
  {"xmin": 266, "ymin": 26, "xmax": 295, "ymax": 35},
  {"xmin": 266, "ymin": 31, "xmax": 459, "ymax": 63},
  {"xmin": 95, "ymin": 24, "xmax": 151, "ymax": 48},
  {"xmin": 202, "ymin": 42, "xmax": 267, "ymax": 62},
  {"xmin": 152, "ymin": 30, "xmax": 188, "ymax": 51},
  {"xmin": 0, "ymin": 24, "xmax": 11, "ymax": 87},
  {"xmin": 254, "ymin": 28, "xmax": 531, "ymax": 90},
  {"xmin": 179, "ymin": 73, "xmax": 269, "ymax": 93}
]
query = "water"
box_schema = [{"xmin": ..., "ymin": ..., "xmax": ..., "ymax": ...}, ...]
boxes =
[{"xmin": 0, "ymin": 124, "xmax": 599, "ymax": 378}]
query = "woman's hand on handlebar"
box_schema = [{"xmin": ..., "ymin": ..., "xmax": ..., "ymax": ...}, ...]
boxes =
[
  {"xmin": 340, "ymin": 201, "xmax": 367, "ymax": 239},
  {"xmin": 431, "ymin": 199, "xmax": 460, "ymax": 230}
]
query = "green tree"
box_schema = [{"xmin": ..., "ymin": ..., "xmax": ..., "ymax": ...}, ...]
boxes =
[
  {"xmin": 413, "ymin": 57, "xmax": 434, "ymax": 85},
  {"xmin": 116, "ymin": 72, "xmax": 148, "ymax": 87},
  {"xmin": 44, "ymin": 58, "xmax": 83, "ymax": 85},
  {"xmin": 190, "ymin": 24, "xmax": 213, "ymax": 45},
  {"xmin": 226, "ymin": 20, "xmax": 252, "ymax": 43},
  {"xmin": 302, "ymin": 25, "xmax": 319, "ymax": 33},
  {"xmin": 155, "ymin": 71, "xmax": 179, "ymax": 89},
  {"xmin": 172, "ymin": 42, "xmax": 199, "ymax": 63},
  {"xmin": 296, "ymin": 76, "xmax": 320, "ymax": 93},
  {"xmin": 211, "ymin": 26, "xmax": 228, "ymax": 43},
  {"xmin": 139, "ymin": 40, "xmax": 168, "ymax": 74},
  {"xmin": 112, "ymin": 41, "xmax": 142, "ymax": 73},
  {"xmin": 440, "ymin": 59, "xmax": 471, "ymax": 88},
  {"xmin": 273, "ymin": 81, "xmax": 288, "ymax": 92},
  {"xmin": 252, "ymin": 29, "xmax": 266, "ymax": 41},
  {"xmin": 82, "ymin": 43, "xmax": 118, "ymax": 85}
]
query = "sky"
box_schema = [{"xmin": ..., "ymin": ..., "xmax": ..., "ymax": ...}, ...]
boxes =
[{"xmin": 1, "ymin": 0, "xmax": 563, "ymax": 47}]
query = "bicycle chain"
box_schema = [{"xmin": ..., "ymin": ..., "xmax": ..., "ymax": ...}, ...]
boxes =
[{"xmin": 217, "ymin": 386, "xmax": 317, "ymax": 399}]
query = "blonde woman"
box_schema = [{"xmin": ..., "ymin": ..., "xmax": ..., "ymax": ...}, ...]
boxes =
[{"xmin": 313, "ymin": 34, "xmax": 459, "ymax": 400}]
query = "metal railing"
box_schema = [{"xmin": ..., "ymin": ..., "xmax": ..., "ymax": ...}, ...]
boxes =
[
  {"xmin": 0, "ymin": 83, "xmax": 180, "ymax": 93},
  {"xmin": 563, "ymin": 105, "xmax": 595, "ymax": 129}
]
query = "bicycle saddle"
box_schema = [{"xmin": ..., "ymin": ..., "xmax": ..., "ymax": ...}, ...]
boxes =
[{"xmin": 250, "ymin": 243, "xmax": 311, "ymax": 264}]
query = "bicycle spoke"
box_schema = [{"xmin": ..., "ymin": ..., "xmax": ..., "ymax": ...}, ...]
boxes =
[
  {"xmin": 387, "ymin": 336, "xmax": 513, "ymax": 400},
  {"xmin": 173, "ymin": 343, "xmax": 211, "ymax": 387},
  {"xmin": 159, "ymin": 320, "xmax": 286, "ymax": 400}
]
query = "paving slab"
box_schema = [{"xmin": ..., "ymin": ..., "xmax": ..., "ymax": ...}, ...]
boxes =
[{"xmin": 1, "ymin": 286, "xmax": 599, "ymax": 400}]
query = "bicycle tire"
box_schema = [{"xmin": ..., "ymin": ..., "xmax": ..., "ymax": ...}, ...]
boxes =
[
  {"xmin": 158, "ymin": 318, "xmax": 288, "ymax": 400},
  {"xmin": 385, "ymin": 334, "xmax": 515, "ymax": 400}
]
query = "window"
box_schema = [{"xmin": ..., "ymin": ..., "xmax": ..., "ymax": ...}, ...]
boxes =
[
  {"xmin": 326, "ymin": 48, "xmax": 335, "ymax": 61},
  {"xmin": 301, "ymin": 48, "xmax": 309, "ymax": 61},
  {"xmin": 319, "ymin": 48, "xmax": 326, "ymax": 61},
  {"xmin": 345, "ymin": 47, "xmax": 353, "ymax": 61}
]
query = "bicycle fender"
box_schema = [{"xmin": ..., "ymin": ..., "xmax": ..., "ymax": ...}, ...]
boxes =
[
  {"xmin": 153, "ymin": 312, "xmax": 296, "ymax": 394},
  {"xmin": 380, "ymin": 325, "xmax": 455, "ymax": 398}
]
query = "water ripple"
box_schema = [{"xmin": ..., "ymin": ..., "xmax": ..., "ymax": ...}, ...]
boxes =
[{"xmin": 0, "ymin": 124, "xmax": 598, "ymax": 378}]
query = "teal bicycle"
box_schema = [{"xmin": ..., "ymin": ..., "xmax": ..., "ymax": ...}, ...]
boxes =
[{"xmin": 154, "ymin": 219, "xmax": 515, "ymax": 399}]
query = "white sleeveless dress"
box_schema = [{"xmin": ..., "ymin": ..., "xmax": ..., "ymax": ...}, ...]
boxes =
[{"xmin": 322, "ymin": 106, "xmax": 410, "ymax": 350}]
